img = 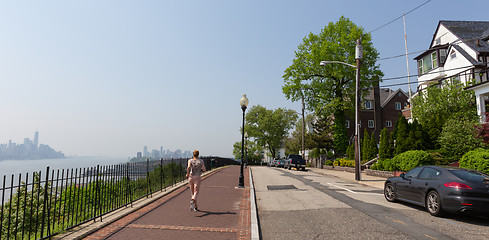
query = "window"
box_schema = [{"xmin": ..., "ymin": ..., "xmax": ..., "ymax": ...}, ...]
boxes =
[
  {"xmin": 440, "ymin": 49, "xmax": 447, "ymax": 64},
  {"xmin": 417, "ymin": 51, "xmax": 439, "ymax": 74},
  {"xmin": 450, "ymin": 50, "xmax": 456, "ymax": 59},
  {"xmin": 435, "ymin": 37, "xmax": 441, "ymax": 45},
  {"xmin": 346, "ymin": 120, "xmax": 350, "ymax": 128},
  {"xmin": 368, "ymin": 120, "xmax": 374, "ymax": 128},
  {"xmin": 419, "ymin": 168, "xmax": 442, "ymax": 180},
  {"xmin": 395, "ymin": 102, "xmax": 401, "ymax": 110},
  {"xmin": 404, "ymin": 102, "xmax": 408, "ymax": 108},
  {"xmin": 431, "ymin": 52, "xmax": 438, "ymax": 69},
  {"xmin": 365, "ymin": 101, "xmax": 372, "ymax": 109},
  {"xmin": 386, "ymin": 121, "xmax": 392, "ymax": 127},
  {"xmin": 405, "ymin": 167, "xmax": 423, "ymax": 178}
]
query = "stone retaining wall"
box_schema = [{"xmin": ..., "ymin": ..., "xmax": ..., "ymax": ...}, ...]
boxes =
[{"xmin": 323, "ymin": 165, "xmax": 394, "ymax": 178}]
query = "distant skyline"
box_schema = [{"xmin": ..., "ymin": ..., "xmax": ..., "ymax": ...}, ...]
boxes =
[{"xmin": 1, "ymin": 1, "xmax": 487, "ymax": 158}]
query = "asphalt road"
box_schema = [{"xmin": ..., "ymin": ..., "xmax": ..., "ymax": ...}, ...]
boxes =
[{"xmin": 252, "ymin": 166, "xmax": 489, "ymax": 240}]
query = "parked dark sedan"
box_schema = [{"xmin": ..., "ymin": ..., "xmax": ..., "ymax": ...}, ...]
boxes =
[{"xmin": 384, "ymin": 165, "xmax": 489, "ymax": 217}]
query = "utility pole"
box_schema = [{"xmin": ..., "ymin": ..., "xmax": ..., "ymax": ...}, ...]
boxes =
[
  {"xmin": 301, "ymin": 91, "xmax": 305, "ymax": 158},
  {"xmin": 403, "ymin": 13, "xmax": 413, "ymax": 114},
  {"xmin": 355, "ymin": 39, "xmax": 362, "ymax": 181}
]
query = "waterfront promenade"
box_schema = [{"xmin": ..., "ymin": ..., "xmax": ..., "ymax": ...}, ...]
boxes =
[{"xmin": 57, "ymin": 165, "xmax": 257, "ymax": 240}]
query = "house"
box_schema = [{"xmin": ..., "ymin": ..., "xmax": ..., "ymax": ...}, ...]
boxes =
[
  {"xmin": 414, "ymin": 20, "xmax": 489, "ymax": 122},
  {"xmin": 345, "ymin": 87, "xmax": 409, "ymax": 141}
]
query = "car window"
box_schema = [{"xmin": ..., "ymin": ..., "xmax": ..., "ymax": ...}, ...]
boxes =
[
  {"xmin": 450, "ymin": 170, "xmax": 489, "ymax": 183},
  {"xmin": 405, "ymin": 167, "xmax": 423, "ymax": 178},
  {"xmin": 418, "ymin": 168, "xmax": 441, "ymax": 180}
]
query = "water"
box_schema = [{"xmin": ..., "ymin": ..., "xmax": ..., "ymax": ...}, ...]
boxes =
[{"xmin": 0, "ymin": 156, "xmax": 128, "ymax": 187}]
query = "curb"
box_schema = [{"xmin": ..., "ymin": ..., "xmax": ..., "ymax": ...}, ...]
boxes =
[{"xmin": 249, "ymin": 167, "xmax": 260, "ymax": 240}]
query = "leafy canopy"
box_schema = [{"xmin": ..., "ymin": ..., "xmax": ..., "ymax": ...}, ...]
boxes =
[
  {"xmin": 245, "ymin": 105, "xmax": 297, "ymax": 159},
  {"xmin": 282, "ymin": 16, "xmax": 383, "ymax": 115}
]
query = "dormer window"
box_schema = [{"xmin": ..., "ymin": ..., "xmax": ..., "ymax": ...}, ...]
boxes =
[
  {"xmin": 417, "ymin": 52, "xmax": 439, "ymax": 75},
  {"xmin": 440, "ymin": 49, "xmax": 447, "ymax": 64}
]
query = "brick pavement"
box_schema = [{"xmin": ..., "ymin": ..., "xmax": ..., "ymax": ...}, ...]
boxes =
[{"xmin": 83, "ymin": 165, "xmax": 251, "ymax": 240}]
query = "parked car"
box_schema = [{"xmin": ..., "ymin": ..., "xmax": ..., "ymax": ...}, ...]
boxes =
[
  {"xmin": 275, "ymin": 159, "xmax": 285, "ymax": 168},
  {"xmin": 285, "ymin": 154, "xmax": 306, "ymax": 170},
  {"xmin": 384, "ymin": 165, "xmax": 489, "ymax": 217}
]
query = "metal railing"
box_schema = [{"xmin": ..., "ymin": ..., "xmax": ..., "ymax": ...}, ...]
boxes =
[{"xmin": 0, "ymin": 157, "xmax": 194, "ymax": 240}]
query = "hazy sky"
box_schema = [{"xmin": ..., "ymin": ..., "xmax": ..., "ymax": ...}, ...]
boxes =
[{"xmin": 0, "ymin": 0, "xmax": 487, "ymax": 158}]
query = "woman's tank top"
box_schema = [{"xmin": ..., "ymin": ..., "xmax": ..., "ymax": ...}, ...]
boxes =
[{"xmin": 189, "ymin": 159, "xmax": 204, "ymax": 176}]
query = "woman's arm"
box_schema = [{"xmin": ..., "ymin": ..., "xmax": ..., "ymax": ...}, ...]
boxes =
[
  {"xmin": 201, "ymin": 160, "xmax": 206, "ymax": 172},
  {"xmin": 186, "ymin": 160, "xmax": 191, "ymax": 178}
]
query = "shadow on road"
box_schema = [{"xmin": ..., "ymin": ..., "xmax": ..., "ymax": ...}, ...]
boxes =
[{"xmin": 195, "ymin": 210, "xmax": 237, "ymax": 218}]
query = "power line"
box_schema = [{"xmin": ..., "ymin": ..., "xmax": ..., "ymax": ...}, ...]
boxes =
[
  {"xmin": 380, "ymin": 67, "xmax": 489, "ymax": 88},
  {"xmin": 368, "ymin": 0, "xmax": 432, "ymax": 34},
  {"xmin": 380, "ymin": 64, "xmax": 478, "ymax": 81},
  {"xmin": 376, "ymin": 39, "xmax": 475, "ymax": 61}
]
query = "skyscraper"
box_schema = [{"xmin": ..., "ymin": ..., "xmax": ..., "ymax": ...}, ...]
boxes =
[{"xmin": 33, "ymin": 131, "xmax": 39, "ymax": 150}]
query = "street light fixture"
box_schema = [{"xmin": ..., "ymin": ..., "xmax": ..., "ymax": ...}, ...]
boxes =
[
  {"xmin": 239, "ymin": 94, "xmax": 249, "ymax": 187},
  {"xmin": 319, "ymin": 39, "xmax": 363, "ymax": 181}
]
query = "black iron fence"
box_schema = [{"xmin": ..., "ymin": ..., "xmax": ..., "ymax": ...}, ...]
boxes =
[{"xmin": 0, "ymin": 157, "xmax": 236, "ymax": 239}]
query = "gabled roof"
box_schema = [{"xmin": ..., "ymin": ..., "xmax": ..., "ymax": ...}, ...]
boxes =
[
  {"xmin": 438, "ymin": 20, "xmax": 489, "ymax": 54},
  {"xmin": 380, "ymin": 89, "xmax": 408, "ymax": 108},
  {"xmin": 363, "ymin": 88, "xmax": 408, "ymax": 108}
]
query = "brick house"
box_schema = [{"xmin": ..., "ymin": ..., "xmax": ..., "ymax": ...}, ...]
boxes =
[{"xmin": 345, "ymin": 87, "xmax": 409, "ymax": 142}]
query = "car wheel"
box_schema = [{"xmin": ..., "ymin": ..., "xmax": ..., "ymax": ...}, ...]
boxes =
[
  {"xmin": 426, "ymin": 190, "xmax": 443, "ymax": 216},
  {"xmin": 384, "ymin": 182, "xmax": 397, "ymax": 202}
]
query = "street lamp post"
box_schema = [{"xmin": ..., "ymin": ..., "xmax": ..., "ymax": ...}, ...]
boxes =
[
  {"xmin": 244, "ymin": 132, "xmax": 248, "ymax": 168},
  {"xmin": 239, "ymin": 94, "xmax": 249, "ymax": 187},
  {"xmin": 320, "ymin": 39, "xmax": 363, "ymax": 181}
]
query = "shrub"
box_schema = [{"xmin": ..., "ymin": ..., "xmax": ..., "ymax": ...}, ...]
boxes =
[
  {"xmin": 394, "ymin": 150, "xmax": 433, "ymax": 172},
  {"xmin": 460, "ymin": 148, "xmax": 489, "ymax": 174},
  {"xmin": 426, "ymin": 149, "xmax": 452, "ymax": 166},
  {"xmin": 438, "ymin": 117, "xmax": 482, "ymax": 159},
  {"xmin": 324, "ymin": 160, "xmax": 333, "ymax": 166},
  {"xmin": 333, "ymin": 158, "xmax": 355, "ymax": 167},
  {"xmin": 371, "ymin": 150, "xmax": 432, "ymax": 172}
]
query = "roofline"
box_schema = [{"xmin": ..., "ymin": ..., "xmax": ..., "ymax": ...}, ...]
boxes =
[
  {"xmin": 438, "ymin": 20, "xmax": 487, "ymax": 55},
  {"xmin": 414, "ymin": 44, "xmax": 450, "ymax": 60},
  {"xmin": 381, "ymin": 89, "xmax": 408, "ymax": 108}
]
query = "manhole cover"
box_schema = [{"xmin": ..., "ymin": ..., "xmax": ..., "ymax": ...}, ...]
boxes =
[{"xmin": 267, "ymin": 185, "xmax": 297, "ymax": 190}]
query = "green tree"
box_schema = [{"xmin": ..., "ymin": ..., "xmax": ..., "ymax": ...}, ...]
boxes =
[
  {"xmin": 361, "ymin": 130, "xmax": 370, "ymax": 161},
  {"xmin": 361, "ymin": 130, "xmax": 377, "ymax": 161},
  {"xmin": 233, "ymin": 140, "xmax": 264, "ymax": 164},
  {"xmin": 369, "ymin": 130, "xmax": 378, "ymax": 160},
  {"xmin": 438, "ymin": 117, "xmax": 482, "ymax": 159},
  {"xmin": 245, "ymin": 105, "xmax": 298, "ymax": 159},
  {"xmin": 412, "ymin": 80, "xmax": 477, "ymax": 149},
  {"xmin": 394, "ymin": 116, "xmax": 410, "ymax": 155},
  {"xmin": 378, "ymin": 128, "xmax": 392, "ymax": 160},
  {"xmin": 346, "ymin": 142, "xmax": 355, "ymax": 160},
  {"xmin": 310, "ymin": 114, "xmax": 334, "ymax": 153},
  {"xmin": 282, "ymin": 16, "xmax": 383, "ymax": 156},
  {"xmin": 285, "ymin": 116, "xmax": 316, "ymax": 156}
]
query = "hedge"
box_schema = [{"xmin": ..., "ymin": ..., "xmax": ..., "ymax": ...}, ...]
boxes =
[
  {"xmin": 371, "ymin": 150, "xmax": 433, "ymax": 172},
  {"xmin": 459, "ymin": 148, "xmax": 489, "ymax": 174}
]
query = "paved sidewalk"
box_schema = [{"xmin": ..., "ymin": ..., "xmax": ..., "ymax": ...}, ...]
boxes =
[
  {"xmin": 308, "ymin": 167, "xmax": 387, "ymax": 189},
  {"xmin": 79, "ymin": 165, "xmax": 254, "ymax": 240}
]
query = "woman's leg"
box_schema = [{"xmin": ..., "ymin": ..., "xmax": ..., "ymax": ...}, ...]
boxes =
[
  {"xmin": 189, "ymin": 177, "xmax": 195, "ymax": 199},
  {"xmin": 192, "ymin": 176, "xmax": 202, "ymax": 208}
]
